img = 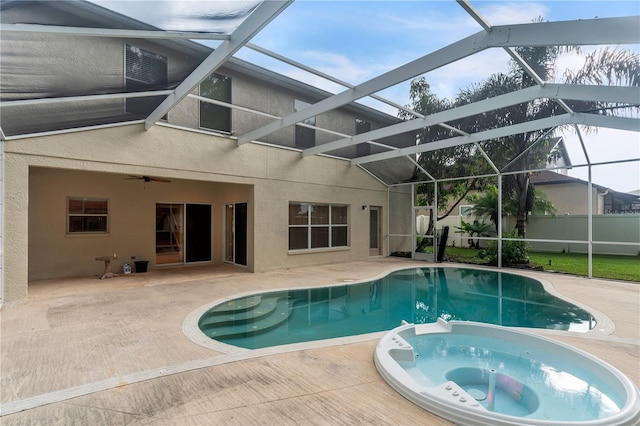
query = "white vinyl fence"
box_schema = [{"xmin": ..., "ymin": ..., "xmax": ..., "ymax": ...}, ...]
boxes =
[{"xmin": 438, "ymin": 214, "xmax": 639, "ymax": 256}]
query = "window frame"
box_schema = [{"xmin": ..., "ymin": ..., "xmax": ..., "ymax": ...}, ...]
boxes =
[
  {"xmin": 199, "ymin": 72, "xmax": 232, "ymax": 133},
  {"xmin": 124, "ymin": 43, "xmax": 168, "ymax": 117},
  {"xmin": 67, "ymin": 197, "xmax": 109, "ymax": 234},
  {"xmin": 288, "ymin": 202, "xmax": 349, "ymax": 251},
  {"xmin": 355, "ymin": 118, "xmax": 371, "ymax": 156},
  {"xmin": 459, "ymin": 205, "xmax": 474, "ymax": 218},
  {"xmin": 294, "ymin": 99, "xmax": 316, "ymax": 148}
]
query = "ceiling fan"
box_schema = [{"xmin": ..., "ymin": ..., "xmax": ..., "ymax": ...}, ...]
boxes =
[{"xmin": 125, "ymin": 175, "xmax": 172, "ymax": 183}]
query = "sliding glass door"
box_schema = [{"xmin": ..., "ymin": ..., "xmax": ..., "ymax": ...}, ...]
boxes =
[
  {"xmin": 156, "ymin": 203, "xmax": 212, "ymax": 265},
  {"xmin": 156, "ymin": 204, "xmax": 184, "ymax": 265}
]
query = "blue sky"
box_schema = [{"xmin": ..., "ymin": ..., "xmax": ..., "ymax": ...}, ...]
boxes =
[{"xmin": 91, "ymin": 0, "xmax": 640, "ymax": 192}]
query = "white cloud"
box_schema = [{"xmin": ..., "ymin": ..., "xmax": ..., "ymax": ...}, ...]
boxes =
[
  {"xmin": 298, "ymin": 51, "xmax": 373, "ymax": 85},
  {"xmin": 477, "ymin": 2, "xmax": 550, "ymax": 25},
  {"xmin": 91, "ymin": 0, "xmax": 260, "ymax": 32},
  {"xmin": 425, "ymin": 49, "xmax": 514, "ymax": 99},
  {"xmin": 382, "ymin": 11, "xmax": 478, "ymax": 45},
  {"xmin": 563, "ymin": 127, "xmax": 640, "ymax": 193}
]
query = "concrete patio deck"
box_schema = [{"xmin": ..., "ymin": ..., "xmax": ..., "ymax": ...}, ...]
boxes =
[{"xmin": 1, "ymin": 258, "xmax": 638, "ymax": 425}]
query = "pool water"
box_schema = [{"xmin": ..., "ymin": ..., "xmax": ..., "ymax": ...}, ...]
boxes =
[{"xmin": 198, "ymin": 267, "xmax": 596, "ymax": 349}]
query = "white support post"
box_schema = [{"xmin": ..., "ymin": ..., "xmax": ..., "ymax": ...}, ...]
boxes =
[
  {"xmin": 387, "ymin": 186, "xmax": 390, "ymax": 258},
  {"xmin": 434, "ymin": 181, "xmax": 438, "ymax": 259},
  {"xmin": 0, "ymin": 138, "xmax": 4, "ymax": 304},
  {"xmin": 411, "ymin": 183, "xmax": 416, "ymax": 257},
  {"xmin": 497, "ymin": 174, "xmax": 503, "ymax": 269},
  {"xmin": 587, "ymin": 167, "xmax": 593, "ymax": 278}
]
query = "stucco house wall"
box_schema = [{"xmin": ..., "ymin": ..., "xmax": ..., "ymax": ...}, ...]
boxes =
[
  {"xmin": 535, "ymin": 182, "xmax": 600, "ymax": 215},
  {"xmin": 3, "ymin": 124, "xmax": 389, "ymax": 302},
  {"xmin": 1, "ymin": 1, "xmax": 409, "ymax": 149},
  {"xmin": 0, "ymin": 1, "xmax": 418, "ymax": 303}
]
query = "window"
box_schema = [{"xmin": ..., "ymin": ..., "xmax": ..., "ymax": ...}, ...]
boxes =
[
  {"xmin": 200, "ymin": 73, "xmax": 231, "ymax": 133},
  {"xmin": 289, "ymin": 203, "xmax": 348, "ymax": 250},
  {"xmin": 68, "ymin": 198, "xmax": 108, "ymax": 233},
  {"xmin": 355, "ymin": 118, "xmax": 371, "ymax": 156},
  {"xmin": 125, "ymin": 44, "xmax": 168, "ymax": 116},
  {"xmin": 294, "ymin": 99, "xmax": 316, "ymax": 148},
  {"xmin": 460, "ymin": 205, "xmax": 474, "ymax": 217}
]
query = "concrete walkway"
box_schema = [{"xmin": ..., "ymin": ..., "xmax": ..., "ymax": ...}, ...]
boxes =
[{"xmin": 1, "ymin": 259, "xmax": 638, "ymax": 425}]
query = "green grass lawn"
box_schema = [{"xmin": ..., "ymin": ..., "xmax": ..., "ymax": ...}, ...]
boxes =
[{"xmin": 443, "ymin": 247, "xmax": 640, "ymax": 282}]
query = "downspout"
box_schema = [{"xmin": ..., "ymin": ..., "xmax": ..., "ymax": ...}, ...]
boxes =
[{"xmin": 598, "ymin": 189, "xmax": 609, "ymax": 214}]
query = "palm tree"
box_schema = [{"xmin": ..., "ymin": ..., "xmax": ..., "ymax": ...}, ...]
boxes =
[
  {"xmin": 454, "ymin": 220, "xmax": 493, "ymax": 249},
  {"xmin": 468, "ymin": 185, "xmax": 557, "ymax": 234},
  {"xmin": 467, "ymin": 187, "xmax": 504, "ymax": 234},
  {"xmin": 458, "ymin": 45, "xmax": 638, "ymax": 238},
  {"xmin": 404, "ymin": 41, "xmax": 639, "ymax": 238}
]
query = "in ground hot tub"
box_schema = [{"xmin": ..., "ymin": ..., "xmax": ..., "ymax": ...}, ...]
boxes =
[{"xmin": 374, "ymin": 319, "xmax": 640, "ymax": 425}]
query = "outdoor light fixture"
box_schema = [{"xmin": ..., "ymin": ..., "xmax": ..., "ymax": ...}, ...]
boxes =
[{"xmin": 362, "ymin": 205, "xmax": 368, "ymax": 210}]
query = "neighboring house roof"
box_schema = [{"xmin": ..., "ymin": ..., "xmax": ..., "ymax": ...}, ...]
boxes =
[
  {"xmin": 509, "ymin": 136, "xmax": 571, "ymax": 173},
  {"xmin": 531, "ymin": 170, "xmax": 640, "ymax": 202},
  {"xmin": 532, "ymin": 136, "xmax": 571, "ymax": 167},
  {"xmin": 547, "ymin": 137, "xmax": 572, "ymax": 168}
]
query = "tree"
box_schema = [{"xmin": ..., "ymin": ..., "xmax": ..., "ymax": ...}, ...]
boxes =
[
  {"xmin": 403, "ymin": 40, "xmax": 639, "ymax": 238},
  {"xmin": 401, "ymin": 78, "xmax": 491, "ymax": 236},
  {"xmin": 457, "ymin": 45, "xmax": 638, "ymax": 238},
  {"xmin": 466, "ymin": 186, "xmax": 504, "ymax": 234},
  {"xmin": 467, "ymin": 185, "xmax": 557, "ymax": 233}
]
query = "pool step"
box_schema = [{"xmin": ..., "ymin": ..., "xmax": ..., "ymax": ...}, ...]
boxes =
[
  {"xmin": 200, "ymin": 297, "xmax": 294, "ymax": 339},
  {"xmin": 199, "ymin": 296, "xmax": 283, "ymax": 327},
  {"xmin": 206, "ymin": 295, "xmax": 264, "ymax": 314}
]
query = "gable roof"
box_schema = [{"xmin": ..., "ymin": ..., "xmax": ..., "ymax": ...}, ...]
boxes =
[{"xmin": 531, "ymin": 170, "xmax": 640, "ymax": 202}]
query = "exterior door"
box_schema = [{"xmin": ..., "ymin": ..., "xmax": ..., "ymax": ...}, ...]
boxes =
[
  {"xmin": 225, "ymin": 202, "xmax": 247, "ymax": 266},
  {"xmin": 185, "ymin": 204, "xmax": 212, "ymax": 263},
  {"xmin": 156, "ymin": 204, "xmax": 184, "ymax": 265},
  {"xmin": 369, "ymin": 206, "xmax": 381, "ymax": 255},
  {"xmin": 156, "ymin": 203, "xmax": 211, "ymax": 265}
]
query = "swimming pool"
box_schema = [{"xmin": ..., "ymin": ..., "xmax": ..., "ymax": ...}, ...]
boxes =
[
  {"xmin": 375, "ymin": 320, "xmax": 640, "ymax": 425},
  {"xmin": 193, "ymin": 267, "xmax": 597, "ymax": 350}
]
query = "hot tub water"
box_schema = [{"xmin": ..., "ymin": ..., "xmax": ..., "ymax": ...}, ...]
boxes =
[{"xmin": 375, "ymin": 320, "xmax": 640, "ymax": 425}]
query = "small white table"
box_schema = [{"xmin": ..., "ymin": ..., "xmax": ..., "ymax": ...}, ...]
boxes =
[{"xmin": 95, "ymin": 255, "xmax": 118, "ymax": 279}]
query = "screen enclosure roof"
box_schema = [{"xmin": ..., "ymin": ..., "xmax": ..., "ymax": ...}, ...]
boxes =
[{"xmin": 1, "ymin": 0, "xmax": 638, "ymax": 187}]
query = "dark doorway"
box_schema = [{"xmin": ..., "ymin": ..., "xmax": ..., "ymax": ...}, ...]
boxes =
[
  {"xmin": 370, "ymin": 206, "xmax": 381, "ymax": 256},
  {"xmin": 225, "ymin": 202, "xmax": 247, "ymax": 266},
  {"xmin": 186, "ymin": 204, "xmax": 212, "ymax": 263}
]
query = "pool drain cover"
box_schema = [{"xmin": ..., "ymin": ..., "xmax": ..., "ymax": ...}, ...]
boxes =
[{"xmin": 466, "ymin": 388, "xmax": 487, "ymax": 401}]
